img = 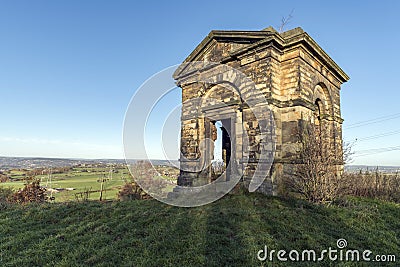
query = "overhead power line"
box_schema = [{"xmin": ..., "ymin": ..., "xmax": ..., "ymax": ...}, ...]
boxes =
[
  {"xmin": 344, "ymin": 112, "xmax": 400, "ymax": 129},
  {"xmin": 346, "ymin": 129, "xmax": 400, "ymax": 143},
  {"xmin": 353, "ymin": 145, "xmax": 400, "ymax": 157}
]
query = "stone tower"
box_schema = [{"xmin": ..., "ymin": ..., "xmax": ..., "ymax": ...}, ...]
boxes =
[{"xmin": 174, "ymin": 27, "xmax": 349, "ymax": 195}]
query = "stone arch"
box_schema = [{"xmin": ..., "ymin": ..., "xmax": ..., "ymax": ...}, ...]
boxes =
[
  {"xmin": 312, "ymin": 82, "xmax": 334, "ymax": 120},
  {"xmin": 201, "ymin": 82, "xmax": 242, "ymax": 108},
  {"xmin": 311, "ymin": 82, "xmax": 340, "ymax": 152}
]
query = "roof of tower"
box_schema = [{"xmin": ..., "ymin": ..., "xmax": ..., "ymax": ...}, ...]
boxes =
[{"xmin": 179, "ymin": 26, "xmax": 349, "ymax": 83}]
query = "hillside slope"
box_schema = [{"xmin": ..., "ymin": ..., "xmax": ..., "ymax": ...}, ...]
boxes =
[{"xmin": 0, "ymin": 194, "xmax": 399, "ymax": 266}]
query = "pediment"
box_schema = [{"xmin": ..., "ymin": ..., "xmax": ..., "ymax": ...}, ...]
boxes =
[{"xmin": 183, "ymin": 28, "xmax": 279, "ymax": 63}]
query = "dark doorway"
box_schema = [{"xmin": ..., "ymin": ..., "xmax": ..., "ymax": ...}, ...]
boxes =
[
  {"xmin": 221, "ymin": 122, "xmax": 231, "ymax": 168},
  {"xmin": 212, "ymin": 118, "xmax": 232, "ymax": 181}
]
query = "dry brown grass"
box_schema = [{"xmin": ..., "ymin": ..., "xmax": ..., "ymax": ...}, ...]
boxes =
[{"xmin": 341, "ymin": 170, "xmax": 400, "ymax": 203}]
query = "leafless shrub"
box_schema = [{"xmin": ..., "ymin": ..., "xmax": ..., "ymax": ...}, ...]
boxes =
[
  {"xmin": 9, "ymin": 179, "xmax": 47, "ymax": 204},
  {"xmin": 285, "ymin": 124, "xmax": 344, "ymax": 204},
  {"xmin": 118, "ymin": 181, "xmax": 150, "ymax": 201},
  {"xmin": 284, "ymin": 121, "xmax": 400, "ymax": 204}
]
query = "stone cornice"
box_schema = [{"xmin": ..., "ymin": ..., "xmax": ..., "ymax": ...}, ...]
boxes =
[
  {"xmin": 283, "ymin": 29, "xmax": 350, "ymax": 83},
  {"xmin": 176, "ymin": 26, "xmax": 349, "ymax": 84},
  {"xmin": 183, "ymin": 30, "xmax": 276, "ymax": 63}
]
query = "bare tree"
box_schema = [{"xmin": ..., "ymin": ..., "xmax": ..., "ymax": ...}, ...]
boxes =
[
  {"xmin": 285, "ymin": 123, "xmax": 345, "ymax": 204},
  {"xmin": 278, "ymin": 9, "xmax": 294, "ymax": 33}
]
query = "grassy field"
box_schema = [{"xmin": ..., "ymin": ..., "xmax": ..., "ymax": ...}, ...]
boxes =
[
  {"xmin": 1, "ymin": 166, "xmax": 130, "ymax": 202},
  {"xmin": 0, "ymin": 193, "xmax": 398, "ymax": 266},
  {"xmin": 0, "ymin": 164, "xmax": 180, "ymax": 202}
]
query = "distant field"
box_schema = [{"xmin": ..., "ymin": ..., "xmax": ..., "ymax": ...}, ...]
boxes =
[
  {"xmin": 0, "ymin": 164, "xmax": 180, "ymax": 202},
  {"xmin": 0, "ymin": 166, "xmax": 130, "ymax": 202}
]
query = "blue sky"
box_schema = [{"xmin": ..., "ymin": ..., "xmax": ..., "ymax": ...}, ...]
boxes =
[{"xmin": 0, "ymin": 0, "xmax": 400, "ymax": 165}]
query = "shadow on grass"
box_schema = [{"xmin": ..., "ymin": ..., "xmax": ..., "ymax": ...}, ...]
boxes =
[{"xmin": 203, "ymin": 198, "xmax": 249, "ymax": 266}]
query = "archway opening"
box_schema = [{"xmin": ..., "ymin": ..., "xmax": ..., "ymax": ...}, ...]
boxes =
[
  {"xmin": 211, "ymin": 119, "xmax": 231, "ymax": 180},
  {"xmin": 213, "ymin": 120, "xmax": 223, "ymax": 162}
]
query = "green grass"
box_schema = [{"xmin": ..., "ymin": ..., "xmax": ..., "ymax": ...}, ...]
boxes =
[{"xmin": 0, "ymin": 194, "xmax": 399, "ymax": 266}]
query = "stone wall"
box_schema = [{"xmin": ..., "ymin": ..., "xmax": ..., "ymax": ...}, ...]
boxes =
[{"xmin": 175, "ymin": 27, "xmax": 349, "ymax": 195}]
